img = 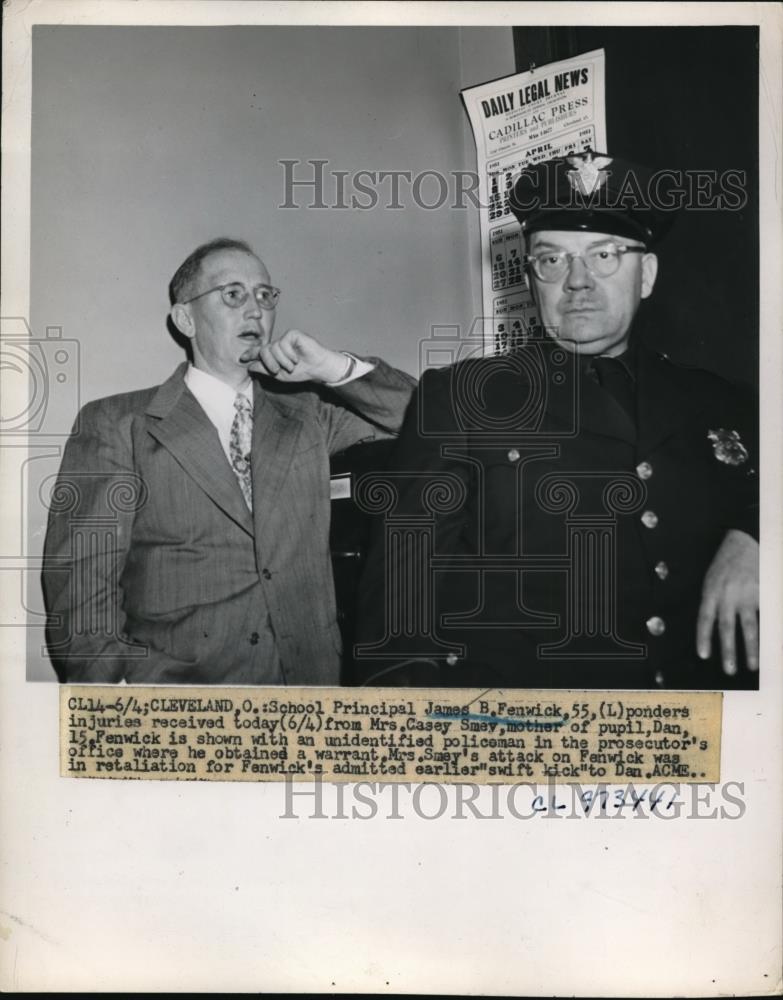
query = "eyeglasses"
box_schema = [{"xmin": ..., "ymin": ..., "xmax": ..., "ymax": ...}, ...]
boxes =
[
  {"xmin": 181, "ymin": 282, "xmax": 281, "ymax": 310},
  {"xmin": 524, "ymin": 243, "xmax": 646, "ymax": 283}
]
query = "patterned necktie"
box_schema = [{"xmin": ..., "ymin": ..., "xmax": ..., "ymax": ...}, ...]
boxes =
[{"xmin": 230, "ymin": 393, "xmax": 253, "ymax": 510}]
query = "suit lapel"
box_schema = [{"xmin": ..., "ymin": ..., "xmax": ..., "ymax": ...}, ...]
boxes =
[
  {"xmin": 575, "ymin": 365, "xmax": 636, "ymax": 443},
  {"xmin": 635, "ymin": 343, "xmax": 698, "ymax": 456},
  {"xmin": 250, "ymin": 380, "xmax": 304, "ymax": 550},
  {"xmin": 539, "ymin": 341, "xmax": 636, "ymax": 444},
  {"xmin": 503, "ymin": 339, "xmax": 698, "ymax": 451},
  {"xmin": 145, "ymin": 365, "xmax": 254, "ymax": 536}
]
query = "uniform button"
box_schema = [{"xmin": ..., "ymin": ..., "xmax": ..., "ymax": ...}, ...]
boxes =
[
  {"xmin": 636, "ymin": 461, "xmax": 653, "ymax": 480},
  {"xmin": 262, "ymin": 568, "xmax": 272, "ymax": 580},
  {"xmin": 654, "ymin": 670, "xmax": 665, "ymax": 686},
  {"xmin": 641, "ymin": 510, "xmax": 659, "ymax": 529},
  {"xmin": 507, "ymin": 448, "xmax": 521, "ymax": 463},
  {"xmin": 646, "ymin": 616, "xmax": 666, "ymax": 637},
  {"xmin": 654, "ymin": 561, "xmax": 669, "ymax": 580},
  {"xmin": 249, "ymin": 632, "xmax": 260, "ymax": 645},
  {"xmin": 445, "ymin": 652, "xmax": 460, "ymax": 666}
]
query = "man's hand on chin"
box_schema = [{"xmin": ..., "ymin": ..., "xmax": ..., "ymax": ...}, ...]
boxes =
[
  {"xmin": 696, "ymin": 528, "xmax": 760, "ymax": 676},
  {"xmin": 240, "ymin": 329, "xmax": 351, "ymax": 384}
]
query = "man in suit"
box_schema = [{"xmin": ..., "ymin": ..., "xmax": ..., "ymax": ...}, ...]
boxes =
[
  {"xmin": 355, "ymin": 152, "xmax": 759, "ymax": 690},
  {"xmin": 42, "ymin": 237, "xmax": 415, "ymax": 685}
]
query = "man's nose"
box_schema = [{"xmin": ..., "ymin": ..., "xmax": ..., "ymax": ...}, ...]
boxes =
[
  {"xmin": 564, "ymin": 254, "xmax": 595, "ymax": 290},
  {"xmin": 243, "ymin": 298, "xmax": 263, "ymax": 319}
]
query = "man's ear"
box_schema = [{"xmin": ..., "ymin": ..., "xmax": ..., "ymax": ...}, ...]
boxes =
[
  {"xmin": 640, "ymin": 252, "xmax": 658, "ymax": 299},
  {"xmin": 170, "ymin": 303, "xmax": 195, "ymax": 339}
]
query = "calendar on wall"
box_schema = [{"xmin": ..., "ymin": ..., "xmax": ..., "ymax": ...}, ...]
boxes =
[{"xmin": 462, "ymin": 50, "xmax": 607, "ymax": 355}]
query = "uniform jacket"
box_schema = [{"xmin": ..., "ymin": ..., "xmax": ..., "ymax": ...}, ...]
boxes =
[
  {"xmin": 355, "ymin": 338, "xmax": 758, "ymax": 690},
  {"xmin": 43, "ymin": 359, "xmax": 415, "ymax": 685}
]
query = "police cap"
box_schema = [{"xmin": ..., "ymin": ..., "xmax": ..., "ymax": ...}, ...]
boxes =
[{"xmin": 509, "ymin": 151, "xmax": 676, "ymax": 245}]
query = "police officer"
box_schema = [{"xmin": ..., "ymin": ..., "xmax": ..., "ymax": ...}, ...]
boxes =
[{"xmin": 355, "ymin": 152, "xmax": 758, "ymax": 690}]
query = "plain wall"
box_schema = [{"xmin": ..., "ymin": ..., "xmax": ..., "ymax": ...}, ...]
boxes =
[{"xmin": 26, "ymin": 24, "xmax": 515, "ymax": 679}]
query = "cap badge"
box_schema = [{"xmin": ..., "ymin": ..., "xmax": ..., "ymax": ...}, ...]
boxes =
[
  {"xmin": 566, "ymin": 151, "xmax": 613, "ymax": 196},
  {"xmin": 708, "ymin": 428, "xmax": 749, "ymax": 466}
]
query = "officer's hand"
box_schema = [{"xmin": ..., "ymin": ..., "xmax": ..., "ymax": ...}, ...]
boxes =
[
  {"xmin": 696, "ymin": 529, "xmax": 759, "ymax": 675},
  {"xmin": 240, "ymin": 329, "xmax": 351, "ymax": 384}
]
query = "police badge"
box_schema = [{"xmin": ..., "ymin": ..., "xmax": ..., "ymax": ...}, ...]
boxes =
[
  {"xmin": 566, "ymin": 151, "xmax": 613, "ymax": 196},
  {"xmin": 708, "ymin": 428, "xmax": 749, "ymax": 466}
]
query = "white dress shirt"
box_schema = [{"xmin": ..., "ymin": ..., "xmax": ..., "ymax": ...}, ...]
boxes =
[
  {"xmin": 184, "ymin": 354, "xmax": 374, "ymax": 462},
  {"xmin": 327, "ymin": 354, "xmax": 373, "ymax": 385},
  {"xmin": 184, "ymin": 366, "xmax": 254, "ymax": 465}
]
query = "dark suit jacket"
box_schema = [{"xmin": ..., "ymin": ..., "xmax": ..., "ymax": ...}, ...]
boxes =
[
  {"xmin": 355, "ymin": 338, "xmax": 758, "ymax": 690},
  {"xmin": 42, "ymin": 359, "xmax": 415, "ymax": 685}
]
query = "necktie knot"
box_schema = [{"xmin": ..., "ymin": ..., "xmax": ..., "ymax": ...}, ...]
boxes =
[
  {"xmin": 591, "ymin": 355, "xmax": 635, "ymax": 421},
  {"xmin": 592, "ymin": 355, "xmax": 627, "ymax": 380},
  {"xmin": 234, "ymin": 393, "xmax": 252, "ymax": 416}
]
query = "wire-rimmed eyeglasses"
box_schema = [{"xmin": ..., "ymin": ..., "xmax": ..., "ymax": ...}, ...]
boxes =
[{"xmin": 181, "ymin": 282, "xmax": 281, "ymax": 310}]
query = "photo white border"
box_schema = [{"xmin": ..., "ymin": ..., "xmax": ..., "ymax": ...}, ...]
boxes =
[{"xmin": 1, "ymin": 2, "xmax": 781, "ymax": 994}]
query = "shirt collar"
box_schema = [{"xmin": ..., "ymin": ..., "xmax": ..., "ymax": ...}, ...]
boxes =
[
  {"xmin": 581, "ymin": 342, "xmax": 637, "ymax": 382},
  {"xmin": 186, "ymin": 364, "xmax": 253, "ymax": 403}
]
